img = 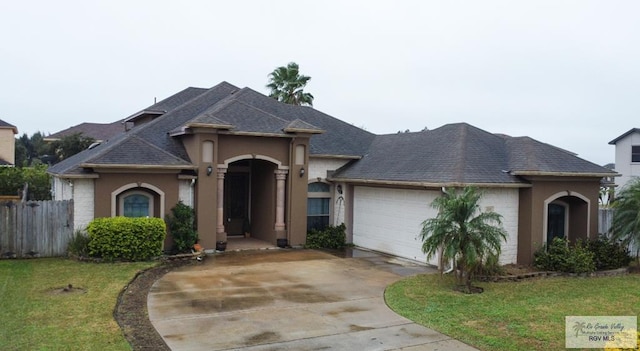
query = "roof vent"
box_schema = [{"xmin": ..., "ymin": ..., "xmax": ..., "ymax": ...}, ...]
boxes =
[{"xmin": 87, "ymin": 142, "xmax": 101, "ymax": 150}]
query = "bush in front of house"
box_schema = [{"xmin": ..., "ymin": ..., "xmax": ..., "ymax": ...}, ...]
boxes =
[
  {"xmin": 534, "ymin": 237, "xmax": 596, "ymax": 274},
  {"xmin": 165, "ymin": 201, "xmax": 198, "ymax": 253},
  {"xmin": 67, "ymin": 230, "xmax": 91, "ymax": 257},
  {"xmin": 305, "ymin": 223, "xmax": 347, "ymax": 249},
  {"xmin": 87, "ymin": 217, "xmax": 166, "ymax": 261},
  {"xmin": 472, "ymin": 252, "xmax": 506, "ymax": 276},
  {"xmin": 586, "ymin": 236, "xmax": 632, "ymax": 270}
]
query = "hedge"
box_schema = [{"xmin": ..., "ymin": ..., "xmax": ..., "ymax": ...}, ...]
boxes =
[{"xmin": 87, "ymin": 217, "xmax": 166, "ymax": 261}]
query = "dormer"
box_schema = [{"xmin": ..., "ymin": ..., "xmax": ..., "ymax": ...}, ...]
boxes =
[{"xmin": 123, "ymin": 109, "xmax": 166, "ymax": 130}]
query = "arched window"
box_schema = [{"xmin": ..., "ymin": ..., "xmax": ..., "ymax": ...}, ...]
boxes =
[
  {"xmin": 307, "ymin": 182, "xmax": 331, "ymax": 231},
  {"xmin": 119, "ymin": 191, "xmax": 154, "ymax": 217}
]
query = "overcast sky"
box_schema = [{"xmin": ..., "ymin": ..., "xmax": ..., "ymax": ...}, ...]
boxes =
[{"xmin": 2, "ymin": 1, "xmax": 638, "ymax": 166}]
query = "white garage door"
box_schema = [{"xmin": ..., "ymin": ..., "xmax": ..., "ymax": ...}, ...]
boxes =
[{"xmin": 352, "ymin": 186, "xmax": 440, "ymax": 265}]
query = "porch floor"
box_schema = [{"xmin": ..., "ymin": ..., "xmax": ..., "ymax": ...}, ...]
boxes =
[{"xmin": 225, "ymin": 236, "xmax": 278, "ymax": 251}]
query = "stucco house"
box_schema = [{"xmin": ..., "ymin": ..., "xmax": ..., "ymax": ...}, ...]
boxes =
[
  {"xmin": 48, "ymin": 82, "xmax": 615, "ymax": 265},
  {"xmin": 609, "ymin": 128, "xmax": 640, "ymax": 190},
  {"xmin": 0, "ymin": 119, "xmax": 18, "ymax": 166}
]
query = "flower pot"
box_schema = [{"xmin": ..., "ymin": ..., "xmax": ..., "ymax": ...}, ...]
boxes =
[
  {"xmin": 277, "ymin": 238, "xmax": 288, "ymax": 248},
  {"xmin": 216, "ymin": 241, "xmax": 227, "ymax": 252}
]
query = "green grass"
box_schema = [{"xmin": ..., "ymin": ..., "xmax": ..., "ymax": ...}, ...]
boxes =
[
  {"xmin": 385, "ymin": 273, "xmax": 640, "ymax": 351},
  {"xmin": 0, "ymin": 258, "xmax": 157, "ymax": 351}
]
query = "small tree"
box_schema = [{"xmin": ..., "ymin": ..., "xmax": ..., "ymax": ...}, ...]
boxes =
[
  {"xmin": 0, "ymin": 164, "xmax": 51, "ymax": 200},
  {"xmin": 420, "ymin": 187, "xmax": 507, "ymax": 293},
  {"xmin": 165, "ymin": 201, "xmax": 198, "ymax": 253},
  {"xmin": 609, "ymin": 179, "xmax": 640, "ymax": 264}
]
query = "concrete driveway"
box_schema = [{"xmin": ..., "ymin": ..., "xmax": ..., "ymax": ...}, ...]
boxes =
[{"xmin": 148, "ymin": 249, "xmax": 478, "ymax": 351}]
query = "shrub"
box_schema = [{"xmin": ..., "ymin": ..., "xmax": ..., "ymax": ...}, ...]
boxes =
[
  {"xmin": 87, "ymin": 217, "xmax": 165, "ymax": 261},
  {"xmin": 534, "ymin": 237, "xmax": 595, "ymax": 274},
  {"xmin": 587, "ymin": 236, "xmax": 632, "ymax": 270},
  {"xmin": 67, "ymin": 230, "xmax": 91, "ymax": 257},
  {"xmin": 565, "ymin": 240, "xmax": 596, "ymax": 274},
  {"xmin": 306, "ymin": 224, "xmax": 347, "ymax": 249},
  {"xmin": 165, "ymin": 201, "xmax": 198, "ymax": 253},
  {"xmin": 0, "ymin": 164, "xmax": 51, "ymax": 200},
  {"xmin": 473, "ymin": 252, "xmax": 506, "ymax": 276}
]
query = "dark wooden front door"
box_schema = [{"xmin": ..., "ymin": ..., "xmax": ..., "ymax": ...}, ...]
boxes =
[
  {"xmin": 547, "ymin": 203, "xmax": 566, "ymax": 243},
  {"xmin": 224, "ymin": 173, "xmax": 249, "ymax": 236}
]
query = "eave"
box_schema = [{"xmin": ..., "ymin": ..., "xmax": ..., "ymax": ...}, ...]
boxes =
[
  {"xmin": 310, "ymin": 154, "xmax": 362, "ymax": 160},
  {"xmin": 326, "ymin": 177, "xmax": 531, "ymax": 189},
  {"xmin": 80, "ymin": 163, "xmax": 197, "ymax": 170},
  {"xmin": 509, "ymin": 171, "xmax": 618, "ymax": 178},
  {"xmin": 283, "ymin": 127, "xmax": 325, "ymax": 134}
]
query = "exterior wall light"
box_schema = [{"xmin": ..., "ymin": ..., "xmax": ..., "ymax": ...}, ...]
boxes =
[
  {"xmin": 299, "ymin": 166, "xmax": 305, "ymax": 178},
  {"xmin": 206, "ymin": 165, "xmax": 213, "ymax": 176}
]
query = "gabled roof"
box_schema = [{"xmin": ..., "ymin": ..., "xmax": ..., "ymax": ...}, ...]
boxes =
[
  {"xmin": 503, "ymin": 136, "xmax": 612, "ymax": 176},
  {"xmin": 49, "ymin": 82, "xmax": 613, "ymax": 184},
  {"xmin": 0, "ymin": 119, "xmax": 18, "ymax": 134},
  {"xmin": 49, "ymin": 82, "xmax": 372, "ymax": 176},
  {"xmin": 331, "ymin": 123, "xmax": 615, "ymax": 186},
  {"xmin": 45, "ymin": 120, "xmax": 124, "ymax": 142},
  {"xmin": 608, "ymin": 128, "xmax": 640, "ymax": 145}
]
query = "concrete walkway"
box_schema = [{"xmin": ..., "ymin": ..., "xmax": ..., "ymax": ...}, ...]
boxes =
[{"xmin": 148, "ymin": 249, "xmax": 479, "ymax": 351}]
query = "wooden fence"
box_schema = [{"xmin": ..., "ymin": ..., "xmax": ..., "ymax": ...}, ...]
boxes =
[
  {"xmin": 598, "ymin": 208, "xmax": 613, "ymax": 235},
  {"xmin": 0, "ymin": 200, "xmax": 74, "ymax": 258},
  {"xmin": 598, "ymin": 207, "xmax": 638, "ymax": 256}
]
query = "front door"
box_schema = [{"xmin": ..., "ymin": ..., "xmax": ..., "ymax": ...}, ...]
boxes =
[
  {"xmin": 547, "ymin": 203, "xmax": 566, "ymax": 243},
  {"xmin": 224, "ymin": 173, "xmax": 249, "ymax": 236}
]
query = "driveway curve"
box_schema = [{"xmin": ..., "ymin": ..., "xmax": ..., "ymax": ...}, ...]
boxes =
[{"xmin": 148, "ymin": 249, "xmax": 478, "ymax": 351}]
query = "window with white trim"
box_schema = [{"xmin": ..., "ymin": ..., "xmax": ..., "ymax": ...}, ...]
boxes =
[
  {"xmin": 307, "ymin": 182, "xmax": 330, "ymax": 231},
  {"xmin": 632, "ymin": 145, "xmax": 640, "ymax": 162}
]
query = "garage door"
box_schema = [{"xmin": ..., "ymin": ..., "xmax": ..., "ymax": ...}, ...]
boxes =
[{"xmin": 352, "ymin": 186, "xmax": 440, "ymax": 265}]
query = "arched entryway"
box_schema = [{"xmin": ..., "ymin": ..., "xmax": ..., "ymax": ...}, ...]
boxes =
[
  {"xmin": 544, "ymin": 191, "xmax": 590, "ymax": 244},
  {"xmin": 221, "ymin": 156, "xmax": 287, "ymax": 244}
]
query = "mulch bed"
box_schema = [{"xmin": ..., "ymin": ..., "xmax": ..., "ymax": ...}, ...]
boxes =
[{"xmin": 114, "ymin": 259, "xmax": 195, "ymax": 351}]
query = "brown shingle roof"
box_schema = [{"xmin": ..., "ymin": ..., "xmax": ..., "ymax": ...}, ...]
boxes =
[{"xmin": 46, "ymin": 120, "xmax": 124, "ymax": 141}]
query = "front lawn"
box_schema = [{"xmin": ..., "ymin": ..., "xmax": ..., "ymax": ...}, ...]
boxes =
[
  {"xmin": 0, "ymin": 258, "xmax": 157, "ymax": 350},
  {"xmin": 385, "ymin": 273, "xmax": 640, "ymax": 351}
]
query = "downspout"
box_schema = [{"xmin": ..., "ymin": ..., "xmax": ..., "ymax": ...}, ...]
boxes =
[
  {"xmin": 440, "ymin": 186, "xmax": 455, "ymax": 274},
  {"xmin": 190, "ymin": 178, "xmax": 196, "ymax": 208}
]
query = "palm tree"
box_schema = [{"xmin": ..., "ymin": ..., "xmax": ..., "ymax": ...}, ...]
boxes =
[
  {"xmin": 266, "ymin": 62, "xmax": 314, "ymax": 106},
  {"xmin": 420, "ymin": 186, "xmax": 507, "ymax": 293},
  {"xmin": 609, "ymin": 179, "xmax": 640, "ymax": 264}
]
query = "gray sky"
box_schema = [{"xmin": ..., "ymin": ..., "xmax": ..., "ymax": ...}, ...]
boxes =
[{"xmin": 2, "ymin": 1, "xmax": 638, "ymax": 166}]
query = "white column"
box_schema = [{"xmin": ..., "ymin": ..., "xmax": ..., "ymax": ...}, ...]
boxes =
[
  {"xmin": 216, "ymin": 168, "xmax": 227, "ymax": 236},
  {"xmin": 274, "ymin": 169, "xmax": 288, "ymax": 231}
]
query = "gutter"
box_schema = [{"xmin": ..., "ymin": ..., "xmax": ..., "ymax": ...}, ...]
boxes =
[{"xmin": 325, "ymin": 177, "xmax": 531, "ymax": 189}]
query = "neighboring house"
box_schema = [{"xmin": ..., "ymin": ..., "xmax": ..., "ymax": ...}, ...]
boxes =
[
  {"xmin": 609, "ymin": 128, "xmax": 640, "ymax": 191},
  {"xmin": 0, "ymin": 119, "xmax": 18, "ymax": 166},
  {"xmin": 48, "ymin": 82, "xmax": 615, "ymax": 265},
  {"xmin": 43, "ymin": 119, "xmax": 125, "ymax": 143}
]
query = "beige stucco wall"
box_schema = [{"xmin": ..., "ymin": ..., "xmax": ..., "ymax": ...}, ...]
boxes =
[
  {"xmin": 518, "ymin": 177, "xmax": 600, "ymax": 265},
  {"xmin": 0, "ymin": 128, "xmax": 16, "ymax": 164},
  {"xmin": 181, "ymin": 132, "xmax": 311, "ymax": 249}
]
